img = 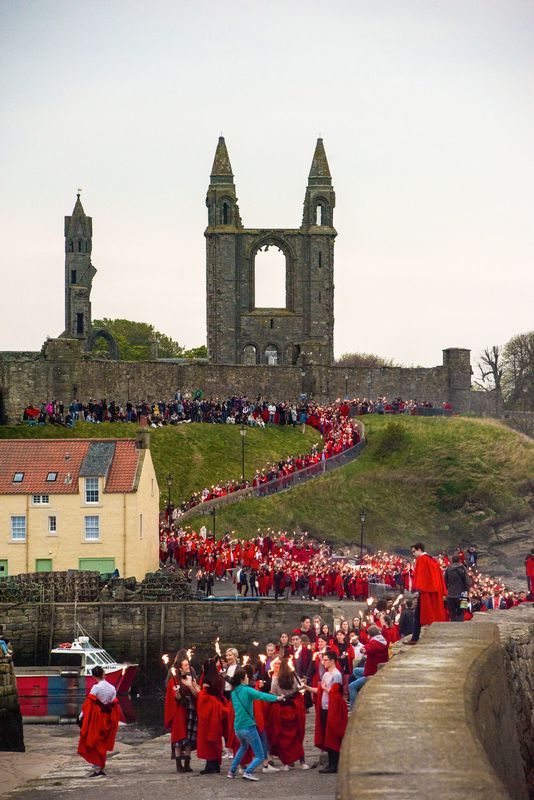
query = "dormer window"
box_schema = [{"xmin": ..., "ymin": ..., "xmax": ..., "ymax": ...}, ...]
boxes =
[
  {"xmin": 85, "ymin": 477, "xmax": 99, "ymax": 504},
  {"xmin": 13, "ymin": 472, "xmax": 24, "ymax": 483}
]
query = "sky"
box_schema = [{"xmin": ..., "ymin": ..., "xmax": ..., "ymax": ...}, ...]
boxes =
[{"xmin": 1, "ymin": 0, "xmax": 533, "ymax": 368}]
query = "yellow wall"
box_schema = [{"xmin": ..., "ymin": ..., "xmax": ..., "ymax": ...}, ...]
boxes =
[{"xmin": 0, "ymin": 449, "xmax": 160, "ymax": 580}]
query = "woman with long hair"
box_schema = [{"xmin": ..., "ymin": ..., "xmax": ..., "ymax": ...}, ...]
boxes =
[
  {"xmin": 196, "ymin": 658, "xmax": 227, "ymax": 774},
  {"xmin": 331, "ymin": 630, "xmax": 354, "ymax": 698},
  {"xmin": 164, "ymin": 657, "xmax": 199, "ymax": 772},
  {"xmin": 267, "ymin": 658, "xmax": 308, "ymax": 770},
  {"xmin": 227, "ymin": 667, "xmax": 281, "ymax": 781},
  {"xmin": 276, "ymin": 632, "xmax": 292, "ymax": 658}
]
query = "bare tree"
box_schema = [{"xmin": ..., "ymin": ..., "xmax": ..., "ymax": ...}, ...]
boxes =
[
  {"xmin": 474, "ymin": 345, "xmax": 503, "ymax": 392},
  {"xmin": 502, "ymin": 331, "xmax": 534, "ymax": 411}
]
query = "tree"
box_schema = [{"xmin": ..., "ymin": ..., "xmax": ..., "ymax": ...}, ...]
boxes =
[
  {"xmin": 182, "ymin": 344, "xmax": 207, "ymax": 359},
  {"xmin": 92, "ymin": 319, "xmax": 205, "ymax": 362},
  {"xmin": 502, "ymin": 330, "xmax": 534, "ymax": 411},
  {"xmin": 474, "ymin": 345, "xmax": 503, "ymax": 393},
  {"xmin": 335, "ymin": 352, "xmax": 399, "ymax": 369}
]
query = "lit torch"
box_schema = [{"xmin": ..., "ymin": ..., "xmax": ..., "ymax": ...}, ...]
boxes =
[
  {"xmin": 162, "ymin": 654, "xmax": 169, "ymax": 665},
  {"xmin": 258, "ymin": 654, "xmax": 267, "ymax": 665},
  {"xmin": 214, "ymin": 637, "xmax": 221, "ymax": 659},
  {"xmin": 186, "ymin": 648, "xmax": 193, "ymax": 661},
  {"xmin": 242, "ymin": 655, "xmax": 250, "ymax": 666}
]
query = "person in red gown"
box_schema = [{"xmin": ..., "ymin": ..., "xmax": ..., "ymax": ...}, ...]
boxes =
[
  {"xmin": 164, "ymin": 658, "xmax": 200, "ymax": 772},
  {"xmin": 267, "ymin": 658, "xmax": 308, "ymax": 769},
  {"xmin": 77, "ymin": 666, "xmax": 120, "ymax": 778},
  {"xmin": 408, "ymin": 542, "xmax": 447, "ymax": 644},
  {"xmin": 196, "ymin": 658, "xmax": 227, "ymax": 774},
  {"xmin": 304, "ymin": 650, "xmax": 347, "ymax": 774}
]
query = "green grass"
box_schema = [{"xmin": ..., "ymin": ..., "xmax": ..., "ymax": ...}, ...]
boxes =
[
  {"xmin": 0, "ymin": 422, "xmax": 319, "ymax": 509},
  {"xmin": 185, "ymin": 416, "xmax": 534, "ymax": 551},
  {"xmin": 4, "ymin": 416, "xmax": 533, "ymax": 553}
]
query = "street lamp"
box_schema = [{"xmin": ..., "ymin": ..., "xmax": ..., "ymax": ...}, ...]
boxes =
[
  {"xmin": 240, "ymin": 424, "xmax": 247, "ymax": 481},
  {"xmin": 344, "ymin": 373, "xmax": 349, "ymax": 400},
  {"xmin": 166, "ymin": 473, "xmax": 173, "ymax": 529},
  {"xmin": 359, "ymin": 509, "xmax": 366, "ymax": 561},
  {"xmin": 211, "ymin": 506, "xmax": 216, "ymax": 541}
]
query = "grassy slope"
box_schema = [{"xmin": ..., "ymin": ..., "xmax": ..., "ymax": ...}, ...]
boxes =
[
  {"xmin": 186, "ymin": 417, "xmax": 534, "ymax": 552},
  {"xmin": 0, "ymin": 422, "xmax": 319, "ymax": 509}
]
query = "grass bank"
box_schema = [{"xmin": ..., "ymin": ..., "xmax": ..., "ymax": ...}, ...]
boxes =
[
  {"xmin": 186, "ymin": 416, "xmax": 534, "ymax": 551},
  {"xmin": 0, "ymin": 422, "xmax": 319, "ymax": 509}
]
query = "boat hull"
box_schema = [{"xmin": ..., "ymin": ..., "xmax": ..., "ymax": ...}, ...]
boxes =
[{"xmin": 16, "ymin": 665, "xmax": 138, "ymax": 697}]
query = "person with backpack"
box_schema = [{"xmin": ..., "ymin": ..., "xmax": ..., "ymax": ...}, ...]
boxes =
[{"xmin": 444, "ymin": 554, "xmax": 470, "ymax": 622}]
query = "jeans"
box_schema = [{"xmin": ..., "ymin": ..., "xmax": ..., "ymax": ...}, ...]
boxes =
[
  {"xmin": 348, "ymin": 667, "xmax": 367, "ymax": 708},
  {"xmin": 230, "ymin": 725, "xmax": 264, "ymax": 774}
]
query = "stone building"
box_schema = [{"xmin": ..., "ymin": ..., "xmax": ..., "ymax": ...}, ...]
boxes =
[
  {"xmin": 206, "ymin": 137, "xmax": 336, "ymax": 367},
  {"xmin": 0, "ymin": 431, "xmax": 159, "ymax": 579}
]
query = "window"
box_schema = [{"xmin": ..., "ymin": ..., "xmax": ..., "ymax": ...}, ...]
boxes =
[
  {"xmin": 254, "ymin": 245, "xmax": 286, "ymax": 309},
  {"xmin": 78, "ymin": 240, "xmax": 82, "ymax": 252},
  {"xmin": 318, "ymin": 251, "xmax": 322, "ymax": 268},
  {"xmin": 68, "ymin": 240, "xmax": 73, "ymax": 253},
  {"xmin": 13, "ymin": 472, "xmax": 24, "ymax": 483},
  {"xmin": 315, "ymin": 204, "xmax": 324, "ymax": 225},
  {"xmin": 85, "ymin": 477, "xmax": 99, "ymax": 504},
  {"xmin": 84, "ymin": 516, "xmax": 100, "ymax": 541},
  {"xmin": 11, "ymin": 516, "xmax": 26, "ymax": 541},
  {"xmin": 46, "ymin": 472, "xmax": 57, "ymax": 482},
  {"xmin": 76, "ymin": 313, "xmax": 84, "ymax": 335},
  {"xmin": 242, "ymin": 344, "xmax": 257, "ymax": 365},
  {"xmin": 222, "ymin": 202, "xmax": 229, "ymax": 224},
  {"xmin": 48, "ymin": 516, "xmax": 57, "ymax": 535},
  {"xmin": 85, "ymin": 241, "xmax": 90, "ymax": 253},
  {"xmin": 264, "ymin": 345, "xmax": 279, "ymax": 366},
  {"xmin": 32, "ymin": 495, "xmax": 49, "ymax": 505},
  {"xmin": 71, "ymin": 270, "xmax": 77, "ymax": 284}
]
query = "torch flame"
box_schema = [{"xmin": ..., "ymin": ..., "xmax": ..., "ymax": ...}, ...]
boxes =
[
  {"xmin": 214, "ymin": 637, "xmax": 221, "ymax": 657},
  {"xmin": 171, "ymin": 667, "xmax": 176, "ymax": 676},
  {"xmin": 242, "ymin": 655, "xmax": 250, "ymax": 666},
  {"xmin": 366, "ymin": 597, "xmax": 374, "ymax": 607},
  {"xmin": 186, "ymin": 648, "xmax": 193, "ymax": 660},
  {"xmin": 162, "ymin": 654, "xmax": 169, "ymax": 665},
  {"xmin": 258, "ymin": 654, "xmax": 267, "ymax": 664},
  {"xmin": 252, "ymin": 641, "xmax": 259, "ymax": 647}
]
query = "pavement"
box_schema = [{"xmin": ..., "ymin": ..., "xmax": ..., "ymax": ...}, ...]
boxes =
[{"xmin": 2, "ymin": 712, "xmax": 336, "ymax": 800}]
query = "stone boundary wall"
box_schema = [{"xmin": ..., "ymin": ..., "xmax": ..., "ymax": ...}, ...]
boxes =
[
  {"xmin": 0, "ymin": 341, "xmax": 496, "ymax": 423},
  {"xmin": 0, "ymin": 649, "xmax": 24, "ymax": 751},
  {"xmin": 0, "ymin": 600, "xmax": 332, "ymax": 681},
  {"xmin": 338, "ymin": 606, "xmax": 534, "ymax": 800}
]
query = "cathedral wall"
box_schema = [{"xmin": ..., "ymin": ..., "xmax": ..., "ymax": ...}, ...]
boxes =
[{"xmin": 0, "ymin": 345, "xmax": 497, "ymax": 423}]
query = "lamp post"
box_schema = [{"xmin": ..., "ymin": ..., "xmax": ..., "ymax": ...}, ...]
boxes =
[
  {"xmin": 359, "ymin": 509, "xmax": 366, "ymax": 561},
  {"xmin": 166, "ymin": 473, "xmax": 173, "ymax": 530},
  {"xmin": 211, "ymin": 506, "xmax": 216, "ymax": 541},
  {"xmin": 344, "ymin": 373, "xmax": 349, "ymax": 400},
  {"xmin": 240, "ymin": 424, "xmax": 247, "ymax": 481}
]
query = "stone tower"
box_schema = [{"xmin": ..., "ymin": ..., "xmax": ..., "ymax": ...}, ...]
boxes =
[
  {"xmin": 205, "ymin": 137, "xmax": 336, "ymax": 366},
  {"xmin": 63, "ymin": 194, "xmax": 96, "ymax": 344}
]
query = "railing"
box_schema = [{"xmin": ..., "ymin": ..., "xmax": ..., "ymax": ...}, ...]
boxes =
[{"xmin": 176, "ymin": 426, "xmax": 366, "ymax": 522}]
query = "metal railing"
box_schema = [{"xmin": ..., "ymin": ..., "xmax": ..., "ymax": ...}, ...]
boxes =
[{"xmin": 176, "ymin": 432, "xmax": 366, "ymax": 522}]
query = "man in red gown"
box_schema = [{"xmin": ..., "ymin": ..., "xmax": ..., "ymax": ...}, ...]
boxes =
[{"xmin": 408, "ymin": 542, "xmax": 447, "ymax": 645}]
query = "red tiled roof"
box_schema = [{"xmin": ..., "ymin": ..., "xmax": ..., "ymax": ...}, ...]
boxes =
[
  {"xmin": 0, "ymin": 439, "xmax": 139, "ymax": 495},
  {"xmin": 106, "ymin": 440, "xmax": 140, "ymax": 493}
]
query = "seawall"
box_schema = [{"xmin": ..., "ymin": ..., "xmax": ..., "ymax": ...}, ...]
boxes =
[
  {"xmin": 0, "ymin": 600, "xmax": 332, "ymax": 679},
  {"xmin": 338, "ymin": 605, "xmax": 534, "ymax": 800},
  {"xmin": 0, "ymin": 648, "xmax": 25, "ymax": 752}
]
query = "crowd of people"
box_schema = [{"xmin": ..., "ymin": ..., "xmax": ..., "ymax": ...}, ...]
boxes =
[
  {"xmin": 160, "ymin": 526, "xmax": 533, "ymax": 611},
  {"xmin": 20, "ymin": 393, "xmax": 452, "ymax": 428},
  {"xmin": 77, "ymin": 540, "xmax": 532, "ymax": 779},
  {"xmin": 171, "ymin": 401, "xmax": 360, "ymax": 516}
]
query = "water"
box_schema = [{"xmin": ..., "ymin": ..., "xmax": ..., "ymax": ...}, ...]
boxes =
[{"xmin": 21, "ymin": 693, "xmax": 166, "ymax": 741}]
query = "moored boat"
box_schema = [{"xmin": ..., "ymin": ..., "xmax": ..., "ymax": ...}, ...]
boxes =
[{"xmin": 15, "ymin": 631, "xmax": 137, "ymax": 698}]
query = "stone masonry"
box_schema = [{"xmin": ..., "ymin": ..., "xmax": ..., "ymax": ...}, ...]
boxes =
[{"xmin": 0, "ymin": 648, "xmax": 24, "ymax": 752}]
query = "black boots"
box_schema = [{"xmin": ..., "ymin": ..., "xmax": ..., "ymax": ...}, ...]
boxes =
[
  {"xmin": 200, "ymin": 760, "xmax": 217, "ymax": 774},
  {"xmin": 176, "ymin": 756, "xmax": 184, "ymax": 773},
  {"xmin": 183, "ymin": 756, "xmax": 193, "ymax": 773}
]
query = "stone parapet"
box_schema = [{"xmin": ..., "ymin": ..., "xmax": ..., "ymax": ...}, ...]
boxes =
[
  {"xmin": 338, "ymin": 609, "xmax": 533, "ymax": 800},
  {"xmin": 0, "ymin": 649, "xmax": 25, "ymax": 752}
]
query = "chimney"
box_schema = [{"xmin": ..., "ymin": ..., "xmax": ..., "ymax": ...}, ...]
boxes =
[{"xmin": 135, "ymin": 430, "xmax": 150, "ymax": 450}]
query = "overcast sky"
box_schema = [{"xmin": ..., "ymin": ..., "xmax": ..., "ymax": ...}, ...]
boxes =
[{"xmin": 1, "ymin": 0, "xmax": 533, "ymax": 367}]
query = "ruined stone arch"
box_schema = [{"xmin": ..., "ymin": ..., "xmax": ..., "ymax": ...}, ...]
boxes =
[
  {"xmin": 88, "ymin": 328, "xmax": 120, "ymax": 360},
  {"xmin": 249, "ymin": 235, "xmax": 295, "ymax": 312},
  {"xmin": 242, "ymin": 343, "xmax": 259, "ymax": 365}
]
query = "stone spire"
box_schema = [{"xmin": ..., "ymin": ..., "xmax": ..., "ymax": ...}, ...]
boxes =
[
  {"xmin": 308, "ymin": 138, "xmax": 332, "ymax": 186},
  {"xmin": 210, "ymin": 136, "xmax": 234, "ymax": 182}
]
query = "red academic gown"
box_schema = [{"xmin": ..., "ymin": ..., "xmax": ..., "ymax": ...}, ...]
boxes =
[
  {"xmin": 164, "ymin": 678, "xmax": 196, "ymax": 748},
  {"xmin": 413, "ymin": 554, "xmax": 447, "ymax": 625},
  {"xmin": 265, "ymin": 691, "xmax": 306, "ymax": 765},
  {"xmin": 314, "ymin": 682, "xmax": 347, "ymax": 753},
  {"xmin": 77, "ymin": 694, "xmax": 120, "ymax": 769},
  {"xmin": 196, "ymin": 687, "xmax": 227, "ymax": 761}
]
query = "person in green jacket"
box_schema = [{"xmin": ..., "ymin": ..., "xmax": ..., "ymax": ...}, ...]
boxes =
[{"xmin": 227, "ymin": 667, "xmax": 282, "ymax": 781}]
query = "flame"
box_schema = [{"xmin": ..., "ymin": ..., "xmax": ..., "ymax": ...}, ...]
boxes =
[
  {"xmin": 214, "ymin": 637, "xmax": 221, "ymax": 657},
  {"xmin": 162, "ymin": 654, "xmax": 169, "ymax": 665},
  {"xmin": 186, "ymin": 648, "xmax": 193, "ymax": 660},
  {"xmin": 242, "ymin": 655, "xmax": 250, "ymax": 666},
  {"xmin": 258, "ymin": 654, "xmax": 267, "ymax": 664},
  {"xmin": 252, "ymin": 641, "xmax": 259, "ymax": 647},
  {"xmin": 288, "ymin": 656, "xmax": 295, "ymax": 671},
  {"xmin": 392, "ymin": 593, "xmax": 404, "ymax": 606},
  {"xmin": 171, "ymin": 667, "xmax": 176, "ymax": 676},
  {"xmin": 366, "ymin": 597, "xmax": 374, "ymax": 607}
]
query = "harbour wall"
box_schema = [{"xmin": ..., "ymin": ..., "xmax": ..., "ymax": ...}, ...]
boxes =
[
  {"xmin": 338, "ymin": 605, "xmax": 534, "ymax": 800},
  {"xmin": 0, "ymin": 600, "xmax": 333, "ymax": 681},
  {"xmin": 0, "ymin": 648, "xmax": 24, "ymax": 751}
]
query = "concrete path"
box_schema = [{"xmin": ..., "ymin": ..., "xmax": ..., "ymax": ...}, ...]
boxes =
[{"xmin": 4, "ymin": 713, "xmax": 336, "ymax": 800}]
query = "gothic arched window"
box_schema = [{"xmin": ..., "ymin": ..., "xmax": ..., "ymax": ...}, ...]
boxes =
[
  {"xmin": 78, "ymin": 240, "xmax": 83, "ymax": 253},
  {"xmin": 242, "ymin": 344, "xmax": 257, "ymax": 365},
  {"xmin": 222, "ymin": 202, "xmax": 229, "ymax": 225},
  {"xmin": 68, "ymin": 240, "xmax": 74, "ymax": 253}
]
